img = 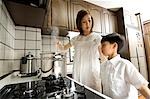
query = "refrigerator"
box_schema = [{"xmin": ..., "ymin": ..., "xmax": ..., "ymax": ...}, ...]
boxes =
[{"xmin": 126, "ymin": 25, "xmax": 148, "ymax": 80}]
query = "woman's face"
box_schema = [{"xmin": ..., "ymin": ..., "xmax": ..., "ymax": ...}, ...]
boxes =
[{"xmin": 81, "ymin": 14, "xmax": 92, "ymax": 35}]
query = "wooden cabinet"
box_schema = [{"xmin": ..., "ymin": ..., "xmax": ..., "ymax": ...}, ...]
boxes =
[
  {"xmin": 102, "ymin": 9, "xmax": 118, "ymax": 33},
  {"xmin": 51, "ymin": 0, "xmax": 68, "ymax": 28},
  {"xmin": 43, "ymin": 0, "xmax": 118, "ymax": 35},
  {"xmin": 86, "ymin": 3, "xmax": 102, "ymax": 33},
  {"xmin": 69, "ymin": 0, "xmax": 87, "ymax": 31},
  {"xmin": 43, "ymin": 0, "xmax": 69, "ymax": 34}
]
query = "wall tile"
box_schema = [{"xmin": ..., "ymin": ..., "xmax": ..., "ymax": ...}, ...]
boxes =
[
  {"xmin": 50, "ymin": 44, "xmax": 57, "ymax": 52},
  {"xmin": 1, "ymin": 6, "xmax": 8, "ymax": 28},
  {"xmin": 26, "ymin": 31, "xmax": 36, "ymax": 40},
  {"xmin": 26, "ymin": 27, "xmax": 36, "ymax": 31},
  {"xmin": 5, "ymin": 31, "xmax": 11, "ymax": 47},
  {"xmin": 0, "ymin": 25, "xmax": 6, "ymax": 43},
  {"xmin": 3, "ymin": 61, "xmax": 9, "ymax": 73},
  {"xmin": 15, "ymin": 40, "xmax": 25, "ymax": 49},
  {"xmin": 15, "ymin": 26, "xmax": 25, "ymax": 30},
  {"xmin": 42, "ymin": 45, "xmax": 51, "ymax": 52},
  {"xmin": 36, "ymin": 50, "xmax": 41, "ymax": 58},
  {"xmin": 0, "ymin": 61, "xmax": 4, "ymax": 76},
  {"xmin": 15, "ymin": 30, "xmax": 25, "ymax": 40},
  {"xmin": 0, "ymin": 3, "xmax": 1, "ymax": 23},
  {"xmin": 37, "ymin": 32, "xmax": 41, "ymax": 40},
  {"xmin": 7, "ymin": 18, "xmax": 15, "ymax": 36},
  {"xmin": 14, "ymin": 50, "xmax": 25, "ymax": 59},
  {"xmin": 36, "ymin": 41, "xmax": 42, "ymax": 50},
  {"xmin": 0, "ymin": 43, "xmax": 4, "ymax": 59},
  {"xmin": 4, "ymin": 46, "xmax": 11, "ymax": 59},
  {"xmin": 42, "ymin": 38, "xmax": 50, "ymax": 45},
  {"xmin": 13, "ymin": 60, "xmax": 21, "ymax": 70},
  {"xmin": 25, "ymin": 50, "xmax": 36, "ymax": 57},
  {"xmin": 26, "ymin": 40, "xmax": 36, "ymax": 49},
  {"xmin": 37, "ymin": 28, "xmax": 41, "ymax": 32}
]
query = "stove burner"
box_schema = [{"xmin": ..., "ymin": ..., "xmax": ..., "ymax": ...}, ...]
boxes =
[{"xmin": 43, "ymin": 74, "xmax": 66, "ymax": 93}]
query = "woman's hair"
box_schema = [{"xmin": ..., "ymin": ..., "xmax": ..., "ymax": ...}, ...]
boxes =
[
  {"xmin": 101, "ymin": 33, "xmax": 125, "ymax": 52},
  {"xmin": 76, "ymin": 10, "xmax": 94, "ymax": 35}
]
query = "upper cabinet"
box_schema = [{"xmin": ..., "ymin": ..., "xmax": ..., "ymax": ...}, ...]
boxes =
[
  {"xmin": 69, "ymin": 0, "xmax": 118, "ymax": 33},
  {"xmin": 42, "ymin": 0, "xmax": 118, "ymax": 35},
  {"xmin": 102, "ymin": 9, "xmax": 118, "ymax": 33},
  {"xmin": 86, "ymin": 3, "xmax": 102, "ymax": 33},
  {"xmin": 69, "ymin": 0, "xmax": 87, "ymax": 31},
  {"xmin": 42, "ymin": 0, "xmax": 69, "ymax": 36},
  {"xmin": 51, "ymin": 0, "xmax": 68, "ymax": 28}
]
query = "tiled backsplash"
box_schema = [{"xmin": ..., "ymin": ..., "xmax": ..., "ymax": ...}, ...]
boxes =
[
  {"xmin": 42, "ymin": 35, "xmax": 70, "ymax": 63},
  {"xmin": 0, "ymin": 0, "xmax": 15, "ymax": 77},
  {"xmin": 14, "ymin": 26, "xmax": 42, "ymax": 71},
  {"xmin": 0, "ymin": 1, "xmax": 42, "ymax": 77},
  {"xmin": 0, "ymin": 0, "xmax": 71, "ymax": 78},
  {"xmin": 0, "ymin": 0, "xmax": 69, "ymax": 77}
]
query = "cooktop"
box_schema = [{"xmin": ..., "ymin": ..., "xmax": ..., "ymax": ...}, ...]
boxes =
[{"xmin": 0, "ymin": 74, "xmax": 108, "ymax": 99}]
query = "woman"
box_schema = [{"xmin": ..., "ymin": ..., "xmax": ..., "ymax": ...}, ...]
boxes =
[{"xmin": 57, "ymin": 10, "xmax": 103, "ymax": 91}]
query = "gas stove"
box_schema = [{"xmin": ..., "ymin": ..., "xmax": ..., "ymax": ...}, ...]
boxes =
[{"xmin": 0, "ymin": 75, "xmax": 110, "ymax": 99}]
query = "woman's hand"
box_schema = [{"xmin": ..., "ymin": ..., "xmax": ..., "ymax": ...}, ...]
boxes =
[{"xmin": 57, "ymin": 41, "xmax": 64, "ymax": 50}]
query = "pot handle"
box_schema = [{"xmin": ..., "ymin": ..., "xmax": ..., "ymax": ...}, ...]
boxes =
[{"xmin": 21, "ymin": 57, "xmax": 27, "ymax": 64}]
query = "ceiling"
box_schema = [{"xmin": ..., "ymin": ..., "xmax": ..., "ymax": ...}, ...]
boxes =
[{"xmin": 84, "ymin": 0, "xmax": 150, "ymax": 22}]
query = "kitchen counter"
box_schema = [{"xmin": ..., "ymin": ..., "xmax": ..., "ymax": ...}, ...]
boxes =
[{"xmin": 0, "ymin": 71, "xmax": 40, "ymax": 90}]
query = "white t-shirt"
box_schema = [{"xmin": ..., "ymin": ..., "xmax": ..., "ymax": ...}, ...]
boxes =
[
  {"xmin": 100, "ymin": 54, "xmax": 148, "ymax": 99},
  {"xmin": 70, "ymin": 33, "xmax": 101, "ymax": 91}
]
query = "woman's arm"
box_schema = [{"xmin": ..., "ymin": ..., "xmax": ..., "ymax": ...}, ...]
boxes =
[
  {"xmin": 138, "ymin": 84, "xmax": 150, "ymax": 99},
  {"xmin": 57, "ymin": 41, "xmax": 72, "ymax": 51}
]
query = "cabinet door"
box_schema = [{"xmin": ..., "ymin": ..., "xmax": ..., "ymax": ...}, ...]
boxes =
[
  {"xmin": 109, "ymin": 12, "xmax": 118, "ymax": 33},
  {"xmin": 87, "ymin": 4, "xmax": 102, "ymax": 33},
  {"xmin": 102, "ymin": 10, "xmax": 110, "ymax": 33},
  {"xmin": 70, "ymin": 0, "xmax": 87, "ymax": 30},
  {"xmin": 102, "ymin": 9, "xmax": 118, "ymax": 33},
  {"xmin": 52, "ymin": 0, "xmax": 68, "ymax": 28}
]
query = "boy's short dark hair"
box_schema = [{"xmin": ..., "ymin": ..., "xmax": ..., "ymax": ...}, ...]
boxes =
[{"xmin": 101, "ymin": 33, "xmax": 124, "ymax": 52}]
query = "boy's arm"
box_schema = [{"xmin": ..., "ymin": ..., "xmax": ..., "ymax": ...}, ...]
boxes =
[{"xmin": 138, "ymin": 84, "xmax": 150, "ymax": 99}]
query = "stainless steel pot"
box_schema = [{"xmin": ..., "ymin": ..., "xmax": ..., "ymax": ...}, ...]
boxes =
[
  {"xmin": 40, "ymin": 52, "xmax": 66, "ymax": 77},
  {"xmin": 20, "ymin": 52, "xmax": 38, "ymax": 76}
]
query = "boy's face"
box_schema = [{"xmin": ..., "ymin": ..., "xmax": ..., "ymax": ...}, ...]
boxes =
[{"xmin": 101, "ymin": 41, "xmax": 116, "ymax": 57}]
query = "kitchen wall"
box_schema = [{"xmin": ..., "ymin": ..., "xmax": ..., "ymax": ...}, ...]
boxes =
[
  {"xmin": 41, "ymin": 34, "xmax": 71, "ymax": 73},
  {"xmin": 0, "ymin": 0, "xmax": 15, "ymax": 77},
  {"xmin": 14, "ymin": 26, "xmax": 42, "ymax": 71},
  {"xmin": 0, "ymin": 0, "xmax": 71, "ymax": 77},
  {"xmin": 0, "ymin": 0, "xmax": 42, "ymax": 77}
]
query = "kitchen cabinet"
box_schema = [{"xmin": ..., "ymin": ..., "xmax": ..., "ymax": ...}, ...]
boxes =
[
  {"xmin": 43, "ymin": 0, "xmax": 118, "ymax": 35},
  {"xmin": 69, "ymin": 0, "xmax": 87, "ymax": 31},
  {"xmin": 86, "ymin": 3, "xmax": 102, "ymax": 32},
  {"xmin": 51, "ymin": 0, "xmax": 68, "ymax": 28},
  {"xmin": 102, "ymin": 9, "xmax": 118, "ymax": 33},
  {"xmin": 69, "ymin": 0, "xmax": 118, "ymax": 33},
  {"xmin": 43, "ymin": 0, "xmax": 69, "ymax": 35}
]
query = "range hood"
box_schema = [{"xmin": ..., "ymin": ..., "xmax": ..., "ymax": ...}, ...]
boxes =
[{"xmin": 4, "ymin": 0, "xmax": 48, "ymax": 28}]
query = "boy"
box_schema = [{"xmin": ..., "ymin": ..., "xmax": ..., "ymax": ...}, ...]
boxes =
[{"xmin": 100, "ymin": 33, "xmax": 150, "ymax": 99}]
